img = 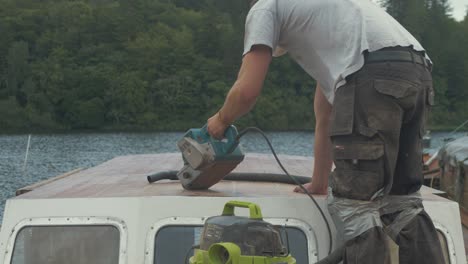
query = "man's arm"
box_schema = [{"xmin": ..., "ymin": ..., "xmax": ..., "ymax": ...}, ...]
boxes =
[
  {"xmin": 207, "ymin": 45, "xmax": 272, "ymax": 138},
  {"xmin": 294, "ymin": 84, "xmax": 333, "ymax": 195}
]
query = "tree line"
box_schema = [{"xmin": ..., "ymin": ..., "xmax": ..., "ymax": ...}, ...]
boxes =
[{"xmin": 0, "ymin": 0, "xmax": 466, "ymax": 132}]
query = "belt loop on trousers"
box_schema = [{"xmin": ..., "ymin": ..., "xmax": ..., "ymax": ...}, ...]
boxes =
[{"xmin": 426, "ymin": 58, "xmax": 433, "ymax": 72}]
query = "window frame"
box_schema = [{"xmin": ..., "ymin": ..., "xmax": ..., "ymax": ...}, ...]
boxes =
[
  {"xmin": 146, "ymin": 217, "xmax": 319, "ymax": 264},
  {"xmin": 5, "ymin": 217, "xmax": 127, "ymax": 264},
  {"xmin": 433, "ymin": 222, "xmax": 457, "ymax": 264}
]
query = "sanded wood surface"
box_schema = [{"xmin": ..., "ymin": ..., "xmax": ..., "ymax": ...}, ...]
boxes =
[
  {"xmin": 15, "ymin": 153, "xmax": 445, "ymax": 200},
  {"xmin": 16, "ymin": 168, "xmax": 83, "ymax": 196},
  {"xmin": 15, "ymin": 153, "xmax": 315, "ymax": 199}
]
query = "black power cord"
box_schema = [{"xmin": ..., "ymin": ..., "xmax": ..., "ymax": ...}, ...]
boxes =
[{"xmin": 234, "ymin": 127, "xmax": 334, "ymax": 256}]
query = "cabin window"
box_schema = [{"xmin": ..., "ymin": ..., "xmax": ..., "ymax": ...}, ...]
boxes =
[
  {"xmin": 154, "ymin": 225, "xmax": 309, "ymax": 264},
  {"xmin": 11, "ymin": 225, "xmax": 120, "ymax": 264}
]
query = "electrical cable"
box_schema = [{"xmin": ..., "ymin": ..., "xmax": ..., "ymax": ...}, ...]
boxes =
[
  {"xmin": 447, "ymin": 118, "xmax": 468, "ymax": 137},
  {"xmin": 235, "ymin": 127, "xmax": 334, "ymax": 255},
  {"xmin": 282, "ymin": 225, "xmax": 291, "ymax": 257}
]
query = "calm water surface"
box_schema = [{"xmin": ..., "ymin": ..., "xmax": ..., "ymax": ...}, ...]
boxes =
[{"xmin": 0, "ymin": 131, "xmax": 464, "ymax": 221}]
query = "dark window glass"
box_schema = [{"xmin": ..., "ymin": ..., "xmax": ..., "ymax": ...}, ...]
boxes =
[
  {"xmin": 11, "ymin": 225, "xmax": 120, "ymax": 264},
  {"xmin": 154, "ymin": 226, "xmax": 203, "ymax": 264},
  {"xmin": 154, "ymin": 225, "xmax": 308, "ymax": 264},
  {"xmin": 284, "ymin": 227, "xmax": 309, "ymax": 264}
]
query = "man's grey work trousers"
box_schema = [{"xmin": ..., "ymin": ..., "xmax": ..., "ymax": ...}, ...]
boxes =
[{"xmin": 328, "ymin": 50, "xmax": 445, "ymax": 263}]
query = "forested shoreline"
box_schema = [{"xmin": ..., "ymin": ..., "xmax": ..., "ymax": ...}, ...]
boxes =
[{"xmin": 0, "ymin": 0, "xmax": 467, "ymax": 133}]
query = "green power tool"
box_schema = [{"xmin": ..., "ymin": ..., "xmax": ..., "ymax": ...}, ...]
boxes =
[
  {"xmin": 176, "ymin": 125, "xmax": 245, "ymax": 190},
  {"xmin": 189, "ymin": 201, "xmax": 296, "ymax": 264}
]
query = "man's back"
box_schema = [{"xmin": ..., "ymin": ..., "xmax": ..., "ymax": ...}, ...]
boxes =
[{"xmin": 245, "ymin": 0, "xmax": 427, "ymax": 102}]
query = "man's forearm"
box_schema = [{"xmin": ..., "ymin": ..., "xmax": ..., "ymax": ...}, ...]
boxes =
[
  {"xmin": 312, "ymin": 120, "xmax": 333, "ymax": 188},
  {"xmin": 206, "ymin": 45, "xmax": 271, "ymax": 139},
  {"xmin": 217, "ymin": 80, "xmax": 257, "ymax": 125},
  {"xmin": 311, "ymin": 85, "xmax": 333, "ymax": 189}
]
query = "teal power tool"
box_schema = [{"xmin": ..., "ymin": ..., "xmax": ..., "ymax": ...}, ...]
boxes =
[
  {"xmin": 147, "ymin": 125, "xmax": 245, "ymax": 190},
  {"xmin": 176, "ymin": 125, "xmax": 244, "ymax": 190}
]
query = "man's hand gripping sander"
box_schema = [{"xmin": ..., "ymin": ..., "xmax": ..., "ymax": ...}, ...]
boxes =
[{"xmin": 147, "ymin": 125, "xmax": 245, "ymax": 190}]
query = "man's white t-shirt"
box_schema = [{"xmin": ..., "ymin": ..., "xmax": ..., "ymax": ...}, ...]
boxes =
[{"xmin": 244, "ymin": 0, "xmax": 429, "ymax": 103}]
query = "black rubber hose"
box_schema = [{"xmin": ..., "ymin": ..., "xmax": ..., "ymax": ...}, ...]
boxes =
[
  {"xmin": 147, "ymin": 170, "xmax": 311, "ymax": 185},
  {"xmin": 226, "ymin": 173, "xmax": 311, "ymax": 184},
  {"xmin": 147, "ymin": 171, "xmax": 178, "ymax": 183}
]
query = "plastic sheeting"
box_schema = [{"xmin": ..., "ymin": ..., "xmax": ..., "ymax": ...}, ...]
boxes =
[
  {"xmin": 438, "ymin": 136, "xmax": 468, "ymax": 167},
  {"xmin": 328, "ymin": 191, "xmax": 423, "ymax": 242},
  {"xmin": 438, "ymin": 136, "xmax": 468, "ymax": 208}
]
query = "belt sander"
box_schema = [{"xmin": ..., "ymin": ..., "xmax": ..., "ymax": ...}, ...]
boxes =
[{"xmin": 147, "ymin": 125, "xmax": 244, "ymax": 190}]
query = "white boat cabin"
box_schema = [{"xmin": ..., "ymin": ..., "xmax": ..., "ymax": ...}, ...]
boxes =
[{"xmin": 0, "ymin": 153, "xmax": 465, "ymax": 264}]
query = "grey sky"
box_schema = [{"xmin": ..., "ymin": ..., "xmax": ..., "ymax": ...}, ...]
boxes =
[
  {"xmin": 450, "ymin": 0, "xmax": 467, "ymax": 21},
  {"xmin": 374, "ymin": 0, "xmax": 467, "ymax": 21}
]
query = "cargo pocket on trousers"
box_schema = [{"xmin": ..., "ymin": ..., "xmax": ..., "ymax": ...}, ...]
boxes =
[
  {"xmin": 369, "ymin": 79, "xmax": 418, "ymax": 130},
  {"xmin": 374, "ymin": 79, "xmax": 419, "ymax": 99},
  {"xmin": 330, "ymin": 83, "xmax": 355, "ymax": 136},
  {"xmin": 331, "ymin": 143, "xmax": 385, "ymax": 200}
]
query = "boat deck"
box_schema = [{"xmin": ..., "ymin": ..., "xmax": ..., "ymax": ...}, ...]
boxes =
[
  {"xmin": 15, "ymin": 153, "xmax": 447, "ymax": 201},
  {"xmin": 16, "ymin": 153, "xmax": 315, "ymax": 198}
]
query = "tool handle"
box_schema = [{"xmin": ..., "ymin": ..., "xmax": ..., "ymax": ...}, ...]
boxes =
[
  {"xmin": 201, "ymin": 125, "xmax": 239, "ymax": 153},
  {"xmin": 222, "ymin": 201, "xmax": 263, "ymax": 220},
  {"xmin": 200, "ymin": 124, "xmax": 210, "ymax": 138},
  {"xmin": 201, "ymin": 124, "xmax": 238, "ymax": 140}
]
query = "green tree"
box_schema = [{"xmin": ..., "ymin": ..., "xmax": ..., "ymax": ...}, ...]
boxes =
[{"xmin": 0, "ymin": 0, "xmax": 466, "ymax": 132}]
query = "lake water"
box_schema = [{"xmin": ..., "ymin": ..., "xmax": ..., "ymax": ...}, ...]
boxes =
[{"xmin": 0, "ymin": 131, "xmax": 464, "ymax": 222}]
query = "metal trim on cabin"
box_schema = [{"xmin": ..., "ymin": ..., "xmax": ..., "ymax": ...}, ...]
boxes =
[
  {"xmin": 433, "ymin": 222, "xmax": 457, "ymax": 264},
  {"xmin": 3, "ymin": 216, "xmax": 128, "ymax": 264},
  {"xmin": 144, "ymin": 217, "xmax": 319, "ymax": 264}
]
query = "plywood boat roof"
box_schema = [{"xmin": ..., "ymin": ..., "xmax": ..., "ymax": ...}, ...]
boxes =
[{"xmin": 15, "ymin": 153, "xmax": 445, "ymax": 200}]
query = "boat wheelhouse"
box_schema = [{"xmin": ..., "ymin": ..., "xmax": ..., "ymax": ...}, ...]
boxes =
[{"xmin": 0, "ymin": 153, "xmax": 465, "ymax": 263}]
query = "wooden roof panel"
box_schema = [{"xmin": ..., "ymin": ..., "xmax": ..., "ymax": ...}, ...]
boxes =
[
  {"xmin": 15, "ymin": 153, "xmax": 444, "ymax": 201},
  {"xmin": 16, "ymin": 153, "xmax": 314, "ymax": 199}
]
